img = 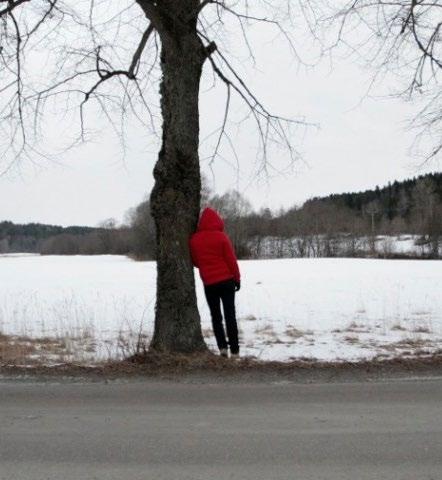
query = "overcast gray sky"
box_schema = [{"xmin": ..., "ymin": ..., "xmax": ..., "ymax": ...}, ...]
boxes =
[{"xmin": 0, "ymin": 5, "xmax": 439, "ymax": 227}]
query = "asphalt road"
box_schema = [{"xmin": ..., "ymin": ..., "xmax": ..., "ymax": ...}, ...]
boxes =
[{"xmin": 1, "ymin": 377, "xmax": 441, "ymax": 480}]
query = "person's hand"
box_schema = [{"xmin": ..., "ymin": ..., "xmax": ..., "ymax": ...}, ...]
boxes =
[{"xmin": 234, "ymin": 281, "xmax": 241, "ymax": 292}]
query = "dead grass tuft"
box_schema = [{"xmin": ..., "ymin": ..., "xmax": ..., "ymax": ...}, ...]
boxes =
[
  {"xmin": 343, "ymin": 335, "xmax": 360, "ymax": 345},
  {"xmin": 393, "ymin": 338, "xmax": 431, "ymax": 349},
  {"xmin": 344, "ymin": 322, "xmax": 370, "ymax": 334},
  {"xmin": 255, "ymin": 324, "xmax": 275, "ymax": 336},
  {"xmin": 412, "ymin": 326, "xmax": 431, "ymax": 334},
  {"xmin": 263, "ymin": 337, "xmax": 285, "ymax": 345},
  {"xmin": 380, "ymin": 337, "xmax": 437, "ymax": 353},
  {"xmin": 391, "ymin": 324, "xmax": 407, "ymax": 331},
  {"xmin": 0, "ymin": 333, "xmax": 79, "ymax": 365},
  {"xmin": 284, "ymin": 327, "xmax": 304, "ymax": 338}
]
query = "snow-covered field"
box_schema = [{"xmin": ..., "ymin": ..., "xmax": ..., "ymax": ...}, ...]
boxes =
[{"xmin": 0, "ymin": 254, "xmax": 441, "ymax": 364}]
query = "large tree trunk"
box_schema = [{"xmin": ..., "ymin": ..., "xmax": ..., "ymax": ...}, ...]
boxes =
[{"xmin": 149, "ymin": 17, "xmax": 207, "ymax": 353}]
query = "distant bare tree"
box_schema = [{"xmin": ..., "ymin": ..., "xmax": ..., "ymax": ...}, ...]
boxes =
[
  {"xmin": 210, "ymin": 190, "xmax": 253, "ymax": 257},
  {"xmin": 428, "ymin": 203, "xmax": 442, "ymax": 257},
  {"xmin": 127, "ymin": 199, "xmax": 156, "ymax": 260},
  {"xmin": 411, "ymin": 177, "xmax": 441, "ymax": 256},
  {"xmin": 97, "ymin": 218, "xmax": 117, "ymax": 253},
  {"xmin": 247, "ymin": 208, "xmax": 273, "ymax": 258},
  {"xmin": 411, "ymin": 177, "xmax": 436, "ymax": 231},
  {"xmin": 364, "ymin": 200, "xmax": 382, "ymax": 254},
  {"xmin": 200, "ymin": 175, "xmax": 212, "ymax": 209},
  {"xmin": 41, "ymin": 233, "xmax": 79, "ymax": 255},
  {"xmin": 0, "ymin": 238, "xmax": 9, "ymax": 253}
]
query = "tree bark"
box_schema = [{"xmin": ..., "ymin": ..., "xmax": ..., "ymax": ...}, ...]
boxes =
[{"xmin": 149, "ymin": 16, "xmax": 207, "ymax": 353}]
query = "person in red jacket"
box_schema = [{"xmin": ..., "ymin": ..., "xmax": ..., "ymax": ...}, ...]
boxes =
[{"xmin": 190, "ymin": 207, "xmax": 241, "ymax": 358}]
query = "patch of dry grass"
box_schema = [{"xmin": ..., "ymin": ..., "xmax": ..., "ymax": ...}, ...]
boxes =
[
  {"xmin": 263, "ymin": 337, "xmax": 285, "ymax": 345},
  {"xmin": 412, "ymin": 326, "xmax": 431, "ymax": 334},
  {"xmin": 284, "ymin": 327, "xmax": 305, "ymax": 339},
  {"xmin": 391, "ymin": 324, "xmax": 407, "ymax": 331},
  {"xmin": 343, "ymin": 322, "xmax": 370, "ymax": 334},
  {"xmin": 0, "ymin": 329, "xmax": 106, "ymax": 365},
  {"xmin": 0, "ymin": 333, "xmax": 72, "ymax": 365},
  {"xmin": 254, "ymin": 324, "xmax": 275, "ymax": 336},
  {"xmin": 379, "ymin": 337, "xmax": 437, "ymax": 353},
  {"xmin": 393, "ymin": 338, "xmax": 432, "ymax": 349},
  {"xmin": 0, "ymin": 336, "xmax": 36, "ymax": 364},
  {"xmin": 343, "ymin": 335, "xmax": 360, "ymax": 345}
]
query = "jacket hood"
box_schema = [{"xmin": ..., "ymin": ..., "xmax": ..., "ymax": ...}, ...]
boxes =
[{"xmin": 197, "ymin": 208, "xmax": 224, "ymax": 232}]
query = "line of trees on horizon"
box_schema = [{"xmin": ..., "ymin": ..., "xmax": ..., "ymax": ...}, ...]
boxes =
[{"xmin": 1, "ymin": 172, "xmax": 441, "ymax": 259}]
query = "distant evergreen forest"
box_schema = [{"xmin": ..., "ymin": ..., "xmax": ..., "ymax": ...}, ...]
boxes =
[
  {"xmin": 306, "ymin": 172, "xmax": 442, "ymax": 221},
  {"xmin": 1, "ymin": 172, "xmax": 441, "ymax": 258}
]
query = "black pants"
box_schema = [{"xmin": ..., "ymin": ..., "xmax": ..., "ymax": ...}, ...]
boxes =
[{"xmin": 204, "ymin": 279, "xmax": 239, "ymax": 354}]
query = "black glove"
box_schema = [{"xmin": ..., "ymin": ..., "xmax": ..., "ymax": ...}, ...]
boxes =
[{"xmin": 234, "ymin": 281, "xmax": 241, "ymax": 292}]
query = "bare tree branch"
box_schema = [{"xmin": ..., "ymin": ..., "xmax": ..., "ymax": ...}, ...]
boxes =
[
  {"xmin": 129, "ymin": 22, "xmax": 155, "ymax": 77},
  {"xmin": 0, "ymin": 0, "xmax": 30, "ymax": 18},
  {"xmin": 318, "ymin": 0, "xmax": 441, "ymax": 160}
]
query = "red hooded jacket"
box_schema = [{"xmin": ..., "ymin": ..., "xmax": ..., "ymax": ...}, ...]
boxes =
[{"xmin": 189, "ymin": 208, "xmax": 241, "ymax": 286}]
